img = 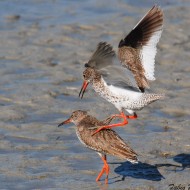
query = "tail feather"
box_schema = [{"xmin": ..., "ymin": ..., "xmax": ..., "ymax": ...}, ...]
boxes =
[
  {"xmin": 111, "ymin": 143, "xmax": 138, "ymax": 163},
  {"xmin": 142, "ymin": 93, "xmax": 165, "ymax": 105},
  {"xmin": 101, "ymin": 129, "xmax": 138, "ymax": 164},
  {"xmin": 129, "ymin": 93, "xmax": 165, "ymax": 110}
]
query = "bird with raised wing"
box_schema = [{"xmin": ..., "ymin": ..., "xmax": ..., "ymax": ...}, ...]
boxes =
[
  {"xmin": 79, "ymin": 6, "xmax": 164, "ymax": 135},
  {"xmin": 58, "ymin": 110, "xmax": 138, "ymax": 184}
]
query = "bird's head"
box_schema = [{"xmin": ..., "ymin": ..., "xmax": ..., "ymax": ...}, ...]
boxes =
[
  {"xmin": 79, "ymin": 67, "xmax": 100, "ymax": 99},
  {"xmin": 58, "ymin": 110, "xmax": 88, "ymax": 127}
]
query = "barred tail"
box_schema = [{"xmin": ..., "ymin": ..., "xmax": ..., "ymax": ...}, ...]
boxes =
[{"xmin": 142, "ymin": 93, "xmax": 165, "ymax": 105}]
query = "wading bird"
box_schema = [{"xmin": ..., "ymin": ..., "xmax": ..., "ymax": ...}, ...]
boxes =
[
  {"xmin": 79, "ymin": 6, "xmax": 164, "ymax": 135},
  {"xmin": 58, "ymin": 110, "xmax": 138, "ymax": 184}
]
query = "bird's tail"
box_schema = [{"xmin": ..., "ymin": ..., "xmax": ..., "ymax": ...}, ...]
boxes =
[{"xmin": 142, "ymin": 93, "xmax": 165, "ymax": 105}]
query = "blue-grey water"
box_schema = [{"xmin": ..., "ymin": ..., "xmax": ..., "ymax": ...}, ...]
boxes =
[{"xmin": 0, "ymin": 0, "xmax": 190, "ymax": 189}]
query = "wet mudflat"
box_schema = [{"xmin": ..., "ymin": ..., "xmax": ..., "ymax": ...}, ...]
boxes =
[{"xmin": 0, "ymin": 0, "xmax": 189, "ymax": 189}]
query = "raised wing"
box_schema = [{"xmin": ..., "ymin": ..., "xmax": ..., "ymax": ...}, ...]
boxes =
[
  {"xmin": 85, "ymin": 42, "xmax": 115, "ymax": 69},
  {"xmin": 118, "ymin": 5, "xmax": 163, "ymax": 92},
  {"xmin": 85, "ymin": 42, "xmax": 140, "ymax": 90}
]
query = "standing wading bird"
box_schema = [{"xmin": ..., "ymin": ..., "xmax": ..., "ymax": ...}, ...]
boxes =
[
  {"xmin": 58, "ymin": 110, "xmax": 138, "ymax": 184},
  {"xmin": 79, "ymin": 6, "xmax": 164, "ymax": 135}
]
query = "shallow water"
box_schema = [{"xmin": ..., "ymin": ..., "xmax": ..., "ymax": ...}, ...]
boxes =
[{"xmin": 0, "ymin": 0, "xmax": 190, "ymax": 189}]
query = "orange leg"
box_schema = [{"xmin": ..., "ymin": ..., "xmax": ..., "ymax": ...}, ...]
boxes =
[
  {"xmin": 92, "ymin": 112, "xmax": 128, "ymax": 136},
  {"xmin": 126, "ymin": 112, "xmax": 138, "ymax": 119},
  {"xmin": 96, "ymin": 155, "xmax": 110, "ymax": 184},
  {"xmin": 111, "ymin": 112, "xmax": 137, "ymax": 120}
]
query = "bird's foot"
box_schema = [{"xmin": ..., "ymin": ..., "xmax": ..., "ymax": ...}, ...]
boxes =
[
  {"xmin": 92, "ymin": 112, "xmax": 128, "ymax": 136},
  {"xmin": 126, "ymin": 113, "xmax": 137, "ymax": 119},
  {"xmin": 96, "ymin": 157, "xmax": 110, "ymax": 184}
]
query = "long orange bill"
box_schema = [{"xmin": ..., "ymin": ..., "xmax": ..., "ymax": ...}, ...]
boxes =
[
  {"xmin": 58, "ymin": 118, "xmax": 71, "ymax": 127},
  {"xmin": 79, "ymin": 81, "xmax": 89, "ymax": 99}
]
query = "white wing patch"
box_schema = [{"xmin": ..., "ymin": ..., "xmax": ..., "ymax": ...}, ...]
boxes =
[
  {"xmin": 140, "ymin": 30, "xmax": 162, "ymax": 81},
  {"xmin": 109, "ymin": 85, "xmax": 142, "ymax": 100}
]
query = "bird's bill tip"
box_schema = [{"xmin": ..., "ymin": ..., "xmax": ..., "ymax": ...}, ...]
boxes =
[
  {"xmin": 79, "ymin": 80, "xmax": 89, "ymax": 99},
  {"xmin": 58, "ymin": 118, "xmax": 71, "ymax": 127}
]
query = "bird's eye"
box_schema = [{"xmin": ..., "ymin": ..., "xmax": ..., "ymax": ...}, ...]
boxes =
[{"xmin": 83, "ymin": 74, "xmax": 85, "ymax": 78}]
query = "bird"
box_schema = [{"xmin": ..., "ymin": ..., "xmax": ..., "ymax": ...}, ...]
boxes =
[
  {"xmin": 58, "ymin": 110, "xmax": 138, "ymax": 184},
  {"xmin": 79, "ymin": 6, "xmax": 164, "ymax": 135}
]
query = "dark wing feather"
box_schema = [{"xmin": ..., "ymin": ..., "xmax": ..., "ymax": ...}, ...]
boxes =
[
  {"xmin": 85, "ymin": 42, "xmax": 115, "ymax": 69},
  {"xmin": 118, "ymin": 5, "xmax": 163, "ymax": 48}
]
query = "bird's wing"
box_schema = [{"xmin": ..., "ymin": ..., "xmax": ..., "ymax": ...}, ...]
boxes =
[
  {"xmin": 79, "ymin": 117, "xmax": 138, "ymax": 162},
  {"xmin": 96, "ymin": 129, "xmax": 138, "ymax": 162},
  {"xmin": 118, "ymin": 5, "xmax": 163, "ymax": 91},
  {"xmin": 85, "ymin": 42, "xmax": 140, "ymax": 90},
  {"xmin": 85, "ymin": 42, "xmax": 115, "ymax": 69}
]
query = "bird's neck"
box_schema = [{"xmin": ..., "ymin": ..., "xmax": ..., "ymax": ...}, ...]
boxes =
[{"xmin": 92, "ymin": 76, "xmax": 110, "ymax": 97}]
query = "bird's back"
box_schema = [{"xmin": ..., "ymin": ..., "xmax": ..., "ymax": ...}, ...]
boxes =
[{"xmin": 76, "ymin": 116, "xmax": 138, "ymax": 163}]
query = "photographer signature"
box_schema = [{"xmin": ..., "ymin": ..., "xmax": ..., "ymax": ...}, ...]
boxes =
[{"xmin": 169, "ymin": 184, "xmax": 190, "ymax": 190}]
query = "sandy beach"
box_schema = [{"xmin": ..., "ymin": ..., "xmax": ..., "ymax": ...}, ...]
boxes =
[{"xmin": 0, "ymin": 0, "xmax": 189, "ymax": 189}]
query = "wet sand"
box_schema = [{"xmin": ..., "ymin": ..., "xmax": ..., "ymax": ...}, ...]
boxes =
[{"xmin": 0, "ymin": 0, "xmax": 189, "ymax": 189}]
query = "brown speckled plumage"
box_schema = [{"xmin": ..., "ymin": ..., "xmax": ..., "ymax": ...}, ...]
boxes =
[
  {"xmin": 76, "ymin": 113, "xmax": 137, "ymax": 160},
  {"xmin": 58, "ymin": 110, "xmax": 138, "ymax": 183},
  {"xmin": 118, "ymin": 47, "xmax": 148, "ymax": 91}
]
